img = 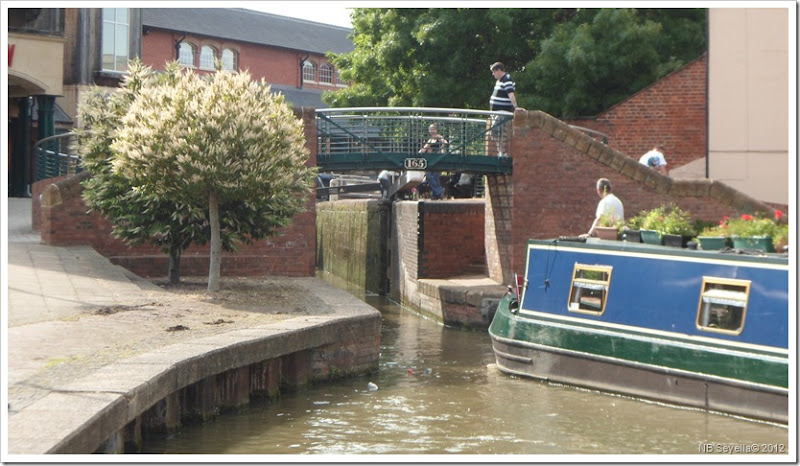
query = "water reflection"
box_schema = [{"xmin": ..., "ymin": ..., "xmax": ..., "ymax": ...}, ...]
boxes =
[{"xmin": 142, "ymin": 274, "xmax": 789, "ymax": 456}]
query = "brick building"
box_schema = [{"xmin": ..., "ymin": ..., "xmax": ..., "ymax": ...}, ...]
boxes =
[
  {"xmin": 8, "ymin": 7, "xmax": 352, "ymax": 197},
  {"xmin": 139, "ymin": 8, "xmax": 352, "ymax": 107}
]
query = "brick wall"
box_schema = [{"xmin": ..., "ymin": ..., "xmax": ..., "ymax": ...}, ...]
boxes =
[
  {"xmin": 35, "ymin": 108, "xmax": 318, "ymax": 279},
  {"xmin": 495, "ymin": 110, "xmax": 777, "ymax": 284},
  {"xmin": 419, "ymin": 200, "xmax": 486, "ymax": 278},
  {"xmin": 142, "ymin": 29, "xmax": 338, "ymax": 91},
  {"xmin": 485, "ymin": 174, "xmax": 513, "ymax": 284},
  {"xmin": 566, "ymin": 54, "xmax": 708, "ymax": 171}
]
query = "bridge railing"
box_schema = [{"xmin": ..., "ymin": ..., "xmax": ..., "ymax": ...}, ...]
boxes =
[{"xmin": 316, "ymin": 107, "xmax": 513, "ymax": 170}]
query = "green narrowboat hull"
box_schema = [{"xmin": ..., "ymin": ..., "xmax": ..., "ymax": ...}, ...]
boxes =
[{"xmin": 489, "ymin": 295, "xmax": 788, "ymax": 424}]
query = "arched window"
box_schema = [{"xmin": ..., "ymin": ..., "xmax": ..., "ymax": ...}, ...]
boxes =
[
  {"xmin": 221, "ymin": 48, "xmax": 237, "ymax": 71},
  {"xmin": 303, "ymin": 61, "xmax": 316, "ymax": 82},
  {"xmin": 178, "ymin": 42, "xmax": 195, "ymax": 67},
  {"xmin": 199, "ymin": 45, "xmax": 217, "ymax": 70},
  {"xmin": 319, "ymin": 63, "xmax": 333, "ymax": 84}
]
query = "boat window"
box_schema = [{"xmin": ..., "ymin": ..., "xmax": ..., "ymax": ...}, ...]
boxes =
[
  {"xmin": 696, "ymin": 277, "xmax": 750, "ymax": 335},
  {"xmin": 568, "ymin": 264, "xmax": 612, "ymax": 315}
]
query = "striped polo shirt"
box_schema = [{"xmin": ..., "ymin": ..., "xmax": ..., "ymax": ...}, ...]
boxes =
[{"xmin": 490, "ymin": 73, "xmax": 515, "ymax": 112}]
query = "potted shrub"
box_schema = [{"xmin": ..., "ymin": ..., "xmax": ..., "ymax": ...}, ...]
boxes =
[
  {"xmin": 594, "ymin": 214, "xmax": 621, "ymax": 240},
  {"xmin": 623, "ymin": 213, "xmax": 646, "ymax": 243},
  {"xmin": 726, "ymin": 211, "xmax": 783, "ymax": 252},
  {"xmin": 696, "ymin": 218, "xmax": 732, "ymax": 250},
  {"xmin": 640, "ymin": 204, "xmax": 696, "ymax": 247},
  {"xmin": 639, "ymin": 205, "xmax": 667, "ymax": 245}
]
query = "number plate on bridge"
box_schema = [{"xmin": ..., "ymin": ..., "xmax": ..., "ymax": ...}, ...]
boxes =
[{"xmin": 404, "ymin": 158, "xmax": 428, "ymax": 170}]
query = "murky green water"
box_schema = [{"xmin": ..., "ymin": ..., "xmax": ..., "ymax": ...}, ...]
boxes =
[{"xmin": 142, "ymin": 274, "xmax": 790, "ymax": 458}]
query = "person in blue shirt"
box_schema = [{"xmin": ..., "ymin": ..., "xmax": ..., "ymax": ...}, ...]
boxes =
[{"xmin": 418, "ymin": 124, "xmax": 447, "ymax": 200}]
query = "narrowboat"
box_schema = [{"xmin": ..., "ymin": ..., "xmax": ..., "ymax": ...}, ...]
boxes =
[{"xmin": 488, "ymin": 238, "xmax": 790, "ymax": 423}]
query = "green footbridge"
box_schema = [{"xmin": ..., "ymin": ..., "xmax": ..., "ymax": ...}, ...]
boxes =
[{"xmin": 316, "ymin": 107, "xmax": 514, "ymax": 174}]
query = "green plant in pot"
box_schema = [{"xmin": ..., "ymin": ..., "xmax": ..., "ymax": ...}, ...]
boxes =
[
  {"xmin": 697, "ymin": 218, "xmax": 732, "ymax": 250},
  {"xmin": 623, "ymin": 212, "xmax": 647, "ymax": 243},
  {"xmin": 726, "ymin": 211, "xmax": 783, "ymax": 252},
  {"xmin": 640, "ymin": 204, "xmax": 695, "ymax": 247}
]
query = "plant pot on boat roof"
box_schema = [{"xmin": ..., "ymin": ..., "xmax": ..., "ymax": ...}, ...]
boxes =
[
  {"xmin": 724, "ymin": 211, "xmax": 785, "ymax": 253},
  {"xmin": 639, "ymin": 204, "xmax": 696, "ymax": 247},
  {"xmin": 594, "ymin": 214, "xmax": 622, "ymax": 240},
  {"xmin": 622, "ymin": 213, "xmax": 645, "ymax": 243},
  {"xmin": 697, "ymin": 220, "xmax": 732, "ymax": 250}
]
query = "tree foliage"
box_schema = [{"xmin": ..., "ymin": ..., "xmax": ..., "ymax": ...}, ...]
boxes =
[
  {"xmin": 79, "ymin": 60, "xmax": 315, "ymax": 290},
  {"xmin": 325, "ymin": 8, "xmax": 705, "ymax": 117}
]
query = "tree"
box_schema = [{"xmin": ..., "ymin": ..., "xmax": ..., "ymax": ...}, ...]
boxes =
[
  {"xmin": 79, "ymin": 61, "xmax": 315, "ymax": 290},
  {"xmin": 324, "ymin": 8, "xmax": 705, "ymax": 117},
  {"xmin": 524, "ymin": 8, "xmax": 705, "ymax": 117}
]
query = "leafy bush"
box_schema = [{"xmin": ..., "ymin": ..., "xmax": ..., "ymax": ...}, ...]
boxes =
[
  {"xmin": 725, "ymin": 213, "xmax": 781, "ymax": 238},
  {"xmin": 640, "ymin": 204, "xmax": 696, "ymax": 236}
]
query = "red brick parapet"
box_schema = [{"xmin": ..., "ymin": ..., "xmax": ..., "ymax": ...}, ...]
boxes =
[{"xmin": 515, "ymin": 110, "xmax": 775, "ymax": 215}]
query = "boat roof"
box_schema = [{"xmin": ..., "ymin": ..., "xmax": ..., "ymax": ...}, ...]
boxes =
[{"xmin": 529, "ymin": 238, "xmax": 789, "ymax": 267}]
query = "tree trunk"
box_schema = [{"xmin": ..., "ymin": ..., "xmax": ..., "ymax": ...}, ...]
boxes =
[
  {"xmin": 207, "ymin": 189, "xmax": 221, "ymax": 291},
  {"xmin": 167, "ymin": 246, "xmax": 181, "ymax": 285}
]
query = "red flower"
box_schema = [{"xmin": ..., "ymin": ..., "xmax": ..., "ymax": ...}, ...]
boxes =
[
  {"xmin": 740, "ymin": 214, "xmax": 753, "ymax": 221},
  {"xmin": 775, "ymin": 210, "xmax": 783, "ymax": 221}
]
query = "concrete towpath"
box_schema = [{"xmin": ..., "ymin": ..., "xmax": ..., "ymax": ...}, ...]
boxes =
[{"xmin": 3, "ymin": 197, "xmax": 380, "ymax": 455}]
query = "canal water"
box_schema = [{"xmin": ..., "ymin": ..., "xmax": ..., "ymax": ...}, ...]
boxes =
[{"xmin": 142, "ymin": 274, "xmax": 789, "ymax": 457}]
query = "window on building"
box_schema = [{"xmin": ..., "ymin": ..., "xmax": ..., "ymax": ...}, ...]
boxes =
[
  {"xmin": 568, "ymin": 264, "xmax": 613, "ymax": 315},
  {"xmin": 303, "ymin": 61, "xmax": 316, "ymax": 82},
  {"xmin": 178, "ymin": 42, "xmax": 195, "ymax": 67},
  {"xmin": 319, "ymin": 63, "xmax": 333, "ymax": 84},
  {"xmin": 221, "ymin": 48, "xmax": 237, "ymax": 71},
  {"xmin": 199, "ymin": 45, "xmax": 217, "ymax": 70},
  {"xmin": 335, "ymin": 69, "xmax": 343, "ymax": 86},
  {"xmin": 101, "ymin": 8, "xmax": 129, "ymax": 71}
]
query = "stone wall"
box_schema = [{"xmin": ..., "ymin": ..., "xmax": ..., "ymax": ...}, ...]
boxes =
[{"xmin": 316, "ymin": 199, "xmax": 390, "ymax": 294}]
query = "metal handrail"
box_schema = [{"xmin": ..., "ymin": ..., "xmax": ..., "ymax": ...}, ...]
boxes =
[
  {"xmin": 33, "ymin": 132, "xmax": 83, "ymax": 181},
  {"xmin": 569, "ymin": 125, "xmax": 609, "ymax": 145},
  {"xmin": 315, "ymin": 107, "xmax": 513, "ymax": 163},
  {"xmin": 317, "ymin": 107, "xmax": 516, "ymax": 117}
]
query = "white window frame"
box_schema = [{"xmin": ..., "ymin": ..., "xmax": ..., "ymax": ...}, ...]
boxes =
[
  {"xmin": 303, "ymin": 61, "xmax": 317, "ymax": 82},
  {"xmin": 199, "ymin": 45, "xmax": 217, "ymax": 70},
  {"xmin": 221, "ymin": 48, "xmax": 237, "ymax": 71},
  {"xmin": 319, "ymin": 63, "xmax": 334, "ymax": 85},
  {"xmin": 101, "ymin": 8, "xmax": 129, "ymax": 72},
  {"xmin": 178, "ymin": 42, "xmax": 195, "ymax": 68}
]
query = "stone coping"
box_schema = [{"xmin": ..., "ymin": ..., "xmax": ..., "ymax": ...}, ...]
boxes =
[{"xmin": 6, "ymin": 284, "xmax": 380, "ymax": 456}]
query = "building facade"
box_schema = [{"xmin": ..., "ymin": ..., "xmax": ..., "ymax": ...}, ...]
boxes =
[
  {"xmin": 7, "ymin": 7, "xmax": 352, "ymax": 197},
  {"xmin": 707, "ymin": 8, "xmax": 790, "ymax": 206}
]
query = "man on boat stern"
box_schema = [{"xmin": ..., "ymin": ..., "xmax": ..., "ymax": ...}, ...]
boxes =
[{"xmin": 581, "ymin": 178, "xmax": 624, "ymax": 238}]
